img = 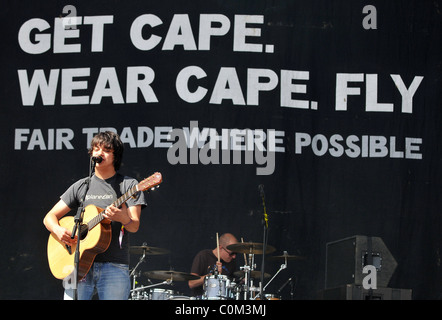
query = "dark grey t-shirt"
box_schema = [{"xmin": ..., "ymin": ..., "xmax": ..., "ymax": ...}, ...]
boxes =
[{"xmin": 60, "ymin": 173, "xmax": 147, "ymax": 265}]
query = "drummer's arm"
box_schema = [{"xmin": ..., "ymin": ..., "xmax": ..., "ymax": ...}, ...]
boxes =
[{"xmin": 188, "ymin": 273, "xmax": 206, "ymax": 289}]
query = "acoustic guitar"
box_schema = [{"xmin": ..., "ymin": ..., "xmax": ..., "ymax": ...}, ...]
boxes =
[{"xmin": 47, "ymin": 172, "xmax": 162, "ymax": 280}]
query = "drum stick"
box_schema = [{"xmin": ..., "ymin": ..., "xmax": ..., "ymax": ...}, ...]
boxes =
[
  {"xmin": 216, "ymin": 232, "xmax": 220, "ymax": 262},
  {"xmin": 241, "ymin": 237, "xmax": 248, "ymax": 265}
]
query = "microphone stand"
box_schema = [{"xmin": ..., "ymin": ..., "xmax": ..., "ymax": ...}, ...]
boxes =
[
  {"xmin": 258, "ymin": 184, "xmax": 268, "ymax": 300},
  {"xmin": 275, "ymin": 275, "xmax": 296, "ymax": 300},
  {"xmin": 70, "ymin": 156, "xmax": 98, "ymax": 300},
  {"xmin": 289, "ymin": 277, "xmax": 296, "ymax": 300}
]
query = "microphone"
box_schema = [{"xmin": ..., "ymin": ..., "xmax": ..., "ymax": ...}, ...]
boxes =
[{"xmin": 92, "ymin": 156, "xmax": 103, "ymax": 163}]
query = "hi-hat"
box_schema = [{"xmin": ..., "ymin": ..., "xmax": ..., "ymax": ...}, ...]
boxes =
[
  {"xmin": 144, "ymin": 270, "xmax": 199, "ymax": 281},
  {"xmin": 227, "ymin": 242, "xmax": 276, "ymax": 255},
  {"xmin": 129, "ymin": 245, "xmax": 170, "ymax": 255}
]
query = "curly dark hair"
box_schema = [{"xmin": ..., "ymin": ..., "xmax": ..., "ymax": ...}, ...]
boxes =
[{"xmin": 88, "ymin": 131, "xmax": 124, "ymax": 170}]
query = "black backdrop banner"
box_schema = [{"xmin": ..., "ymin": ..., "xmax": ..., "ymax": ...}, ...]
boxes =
[{"xmin": 0, "ymin": 0, "xmax": 441, "ymax": 300}]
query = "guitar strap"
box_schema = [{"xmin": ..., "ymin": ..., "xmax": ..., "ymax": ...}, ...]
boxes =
[
  {"xmin": 113, "ymin": 173, "xmax": 126, "ymax": 249},
  {"xmin": 98, "ymin": 173, "xmax": 126, "ymax": 249},
  {"xmin": 113, "ymin": 173, "xmax": 125, "ymax": 200}
]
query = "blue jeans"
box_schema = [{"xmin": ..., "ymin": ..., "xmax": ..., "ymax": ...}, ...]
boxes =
[{"xmin": 64, "ymin": 262, "xmax": 130, "ymax": 300}]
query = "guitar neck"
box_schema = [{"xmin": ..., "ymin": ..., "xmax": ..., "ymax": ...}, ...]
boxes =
[
  {"xmin": 113, "ymin": 185, "xmax": 139, "ymax": 208},
  {"xmin": 88, "ymin": 185, "xmax": 139, "ymax": 229}
]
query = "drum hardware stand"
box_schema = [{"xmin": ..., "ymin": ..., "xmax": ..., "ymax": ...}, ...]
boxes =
[
  {"xmin": 130, "ymin": 279, "xmax": 172, "ymax": 294},
  {"xmin": 129, "ymin": 243, "xmax": 149, "ymax": 299},
  {"xmin": 240, "ymin": 264, "xmax": 251, "ymax": 300},
  {"xmin": 129, "ymin": 243, "xmax": 174, "ymax": 300},
  {"xmin": 130, "ymin": 279, "xmax": 173, "ymax": 300},
  {"xmin": 240, "ymin": 252, "xmax": 257, "ymax": 300},
  {"xmin": 263, "ymin": 251, "xmax": 288, "ymax": 292},
  {"xmin": 289, "ymin": 276, "xmax": 296, "ymax": 300},
  {"xmin": 233, "ymin": 282, "xmax": 242, "ymax": 301}
]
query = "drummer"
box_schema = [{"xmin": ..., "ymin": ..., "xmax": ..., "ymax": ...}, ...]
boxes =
[{"xmin": 188, "ymin": 233, "xmax": 238, "ymax": 297}]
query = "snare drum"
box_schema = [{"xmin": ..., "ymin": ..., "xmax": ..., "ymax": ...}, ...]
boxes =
[
  {"xmin": 203, "ymin": 275, "xmax": 233, "ymax": 300},
  {"xmin": 149, "ymin": 288, "xmax": 175, "ymax": 300}
]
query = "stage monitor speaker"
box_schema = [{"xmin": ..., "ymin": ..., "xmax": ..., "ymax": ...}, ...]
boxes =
[{"xmin": 325, "ymin": 235, "xmax": 397, "ymax": 289}]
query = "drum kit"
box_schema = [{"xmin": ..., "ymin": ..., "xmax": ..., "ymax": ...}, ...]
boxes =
[{"xmin": 128, "ymin": 241, "xmax": 305, "ymax": 300}]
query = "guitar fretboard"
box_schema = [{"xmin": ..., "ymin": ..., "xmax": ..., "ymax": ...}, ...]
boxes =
[{"xmin": 87, "ymin": 185, "xmax": 139, "ymax": 230}]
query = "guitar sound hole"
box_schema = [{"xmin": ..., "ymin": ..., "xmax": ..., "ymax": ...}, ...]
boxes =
[{"xmin": 79, "ymin": 224, "xmax": 89, "ymax": 240}]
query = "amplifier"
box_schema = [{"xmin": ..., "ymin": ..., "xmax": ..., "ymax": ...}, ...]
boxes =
[{"xmin": 325, "ymin": 235, "xmax": 397, "ymax": 288}]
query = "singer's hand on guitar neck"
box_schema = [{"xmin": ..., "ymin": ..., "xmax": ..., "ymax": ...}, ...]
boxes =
[
  {"xmin": 102, "ymin": 202, "xmax": 141, "ymax": 232},
  {"xmin": 102, "ymin": 203, "xmax": 129, "ymax": 223}
]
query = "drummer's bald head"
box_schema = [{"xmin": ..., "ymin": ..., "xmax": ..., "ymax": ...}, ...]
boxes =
[{"xmin": 219, "ymin": 233, "xmax": 238, "ymax": 247}]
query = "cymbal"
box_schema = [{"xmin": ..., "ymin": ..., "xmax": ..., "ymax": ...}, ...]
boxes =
[
  {"xmin": 233, "ymin": 270, "xmax": 271, "ymax": 279},
  {"xmin": 144, "ymin": 270, "xmax": 199, "ymax": 281},
  {"xmin": 268, "ymin": 253, "xmax": 306, "ymax": 261},
  {"xmin": 129, "ymin": 245, "xmax": 170, "ymax": 255},
  {"xmin": 227, "ymin": 242, "xmax": 276, "ymax": 255}
]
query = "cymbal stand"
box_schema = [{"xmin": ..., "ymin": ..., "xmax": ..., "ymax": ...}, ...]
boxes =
[
  {"xmin": 240, "ymin": 252, "xmax": 256, "ymax": 300},
  {"xmin": 240, "ymin": 264, "xmax": 251, "ymax": 300},
  {"xmin": 131, "ymin": 279, "xmax": 173, "ymax": 293},
  {"xmin": 263, "ymin": 251, "xmax": 288, "ymax": 292},
  {"xmin": 129, "ymin": 247, "xmax": 147, "ymax": 300},
  {"xmin": 130, "ymin": 279, "xmax": 173, "ymax": 299}
]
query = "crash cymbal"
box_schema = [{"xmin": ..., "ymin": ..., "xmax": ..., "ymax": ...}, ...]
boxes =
[
  {"xmin": 144, "ymin": 270, "xmax": 200, "ymax": 281},
  {"xmin": 227, "ymin": 242, "xmax": 276, "ymax": 255},
  {"xmin": 268, "ymin": 253, "xmax": 306, "ymax": 261},
  {"xmin": 129, "ymin": 245, "xmax": 170, "ymax": 255},
  {"xmin": 233, "ymin": 270, "xmax": 271, "ymax": 279}
]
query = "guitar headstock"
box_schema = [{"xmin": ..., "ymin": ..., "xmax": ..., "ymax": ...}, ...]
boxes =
[{"xmin": 138, "ymin": 172, "xmax": 163, "ymax": 191}]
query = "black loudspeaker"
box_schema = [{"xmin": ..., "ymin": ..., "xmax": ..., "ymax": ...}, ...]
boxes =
[{"xmin": 325, "ymin": 235, "xmax": 398, "ymax": 289}]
